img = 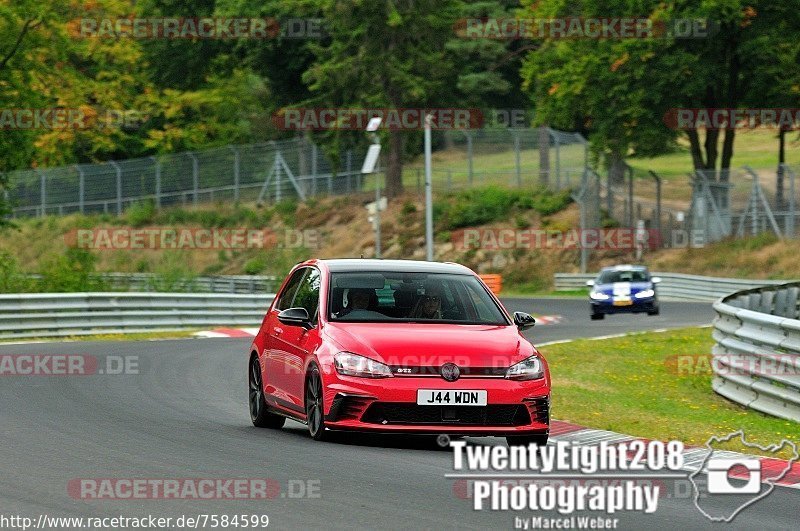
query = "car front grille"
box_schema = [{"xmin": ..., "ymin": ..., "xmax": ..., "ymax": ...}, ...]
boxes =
[
  {"xmin": 361, "ymin": 402, "xmax": 531, "ymax": 426},
  {"xmin": 389, "ymin": 366, "xmax": 507, "ymax": 377}
]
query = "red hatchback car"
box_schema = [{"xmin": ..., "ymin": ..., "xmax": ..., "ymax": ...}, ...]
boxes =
[{"xmin": 247, "ymin": 259, "xmax": 550, "ymax": 446}]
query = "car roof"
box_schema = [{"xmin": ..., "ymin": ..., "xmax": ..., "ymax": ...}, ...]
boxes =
[
  {"xmin": 600, "ymin": 264, "xmax": 648, "ymax": 272},
  {"xmin": 317, "ymin": 259, "xmax": 474, "ymax": 275}
]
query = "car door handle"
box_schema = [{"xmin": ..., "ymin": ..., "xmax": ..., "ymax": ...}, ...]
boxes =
[{"xmin": 273, "ymin": 327, "xmax": 283, "ymax": 336}]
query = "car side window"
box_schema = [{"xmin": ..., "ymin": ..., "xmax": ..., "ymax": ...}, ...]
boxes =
[
  {"xmin": 275, "ymin": 268, "xmax": 307, "ymax": 311},
  {"xmin": 292, "ymin": 268, "xmax": 321, "ymax": 323}
]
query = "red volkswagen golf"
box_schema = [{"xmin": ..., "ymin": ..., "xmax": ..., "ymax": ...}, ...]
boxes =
[{"xmin": 247, "ymin": 259, "xmax": 550, "ymax": 446}]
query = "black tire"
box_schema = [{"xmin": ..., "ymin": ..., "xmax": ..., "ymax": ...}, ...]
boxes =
[
  {"xmin": 249, "ymin": 356, "xmax": 286, "ymax": 429},
  {"xmin": 591, "ymin": 312, "xmax": 604, "ymax": 320},
  {"xmin": 506, "ymin": 434, "xmax": 549, "ymax": 447},
  {"xmin": 305, "ymin": 364, "xmax": 330, "ymax": 441},
  {"xmin": 647, "ymin": 307, "xmax": 660, "ymax": 316}
]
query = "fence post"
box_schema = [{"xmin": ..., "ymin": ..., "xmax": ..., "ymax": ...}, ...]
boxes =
[
  {"xmin": 2, "ymin": 183, "xmax": 9, "ymax": 218},
  {"xmin": 37, "ymin": 169, "xmax": 45, "ymax": 217},
  {"xmin": 109, "ymin": 161, "xmax": 122, "ymax": 215},
  {"xmin": 309, "ymin": 143, "xmax": 317, "ymax": 197},
  {"xmin": 649, "ymin": 170, "xmax": 662, "ymax": 236},
  {"xmin": 538, "ymin": 126, "xmax": 550, "ymax": 187},
  {"xmin": 787, "ymin": 164, "xmax": 796, "ymax": 238},
  {"xmin": 466, "ymin": 131, "xmax": 474, "ymax": 184},
  {"xmin": 627, "ymin": 166, "xmax": 634, "ymax": 227},
  {"xmin": 188, "ymin": 152, "xmax": 199, "ymax": 206},
  {"xmin": 76, "ymin": 165, "xmax": 85, "ymax": 214},
  {"xmin": 346, "ymin": 150, "xmax": 353, "ymax": 192},
  {"xmin": 151, "ymin": 157, "xmax": 161, "ymax": 210},
  {"xmin": 554, "ymin": 133, "xmax": 561, "ymax": 189},
  {"xmin": 229, "ymin": 146, "xmax": 240, "ymax": 202},
  {"xmin": 514, "ymin": 131, "xmax": 521, "ymax": 186}
]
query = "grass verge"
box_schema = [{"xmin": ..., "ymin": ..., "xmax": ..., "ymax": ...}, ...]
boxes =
[
  {"xmin": 539, "ymin": 327, "xmax": 799, "ymax": 448},
  {"xmin": 0, "ymin": 330, "xmax": 203, "ymax": 344}
]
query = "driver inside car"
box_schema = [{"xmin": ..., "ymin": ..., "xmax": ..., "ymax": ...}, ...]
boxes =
[
  {"xmin": 410, "ymin": 294, "xmax": 442, "ymax": 319},
  {"xmin": 336, "ymin": 288, "xmax": 385, "ymax": 320}
]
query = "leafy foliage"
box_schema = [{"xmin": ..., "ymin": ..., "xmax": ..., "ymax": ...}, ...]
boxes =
[{"xmin": 435, "ymin": 186, "xmax": 572, "ymax": 230}]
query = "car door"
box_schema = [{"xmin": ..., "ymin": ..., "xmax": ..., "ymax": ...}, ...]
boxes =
[
  {"xmin": 262, "ymin": 267, "xmax": 307, "ymax": 410},
  {"xmin": 277, "ymin": 267, "xmax": 322, "ymax": 409}
]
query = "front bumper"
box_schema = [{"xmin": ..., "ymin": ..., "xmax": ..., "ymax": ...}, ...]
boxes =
[
  {"xmin": 322, "ymin": 375, "xmax": 550, "ymax": 435},
  {"xmin": 591, "ymin": 297, "xmax": 657, "ymax": 314}
]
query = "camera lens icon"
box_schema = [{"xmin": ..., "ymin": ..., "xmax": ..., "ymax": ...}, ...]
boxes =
[{"xmin": 707, "ymin": 458, "xmax": 762, "ymax": 494}]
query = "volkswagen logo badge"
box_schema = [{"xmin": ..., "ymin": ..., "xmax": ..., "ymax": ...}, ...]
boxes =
[{"xmin": 440, "ymin": 362, "xmax": 460, "ymax": 382}]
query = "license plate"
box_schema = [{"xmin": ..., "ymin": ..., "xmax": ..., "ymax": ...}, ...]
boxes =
[
  {"xmin": 417, "ymin": 389, "xmax": 487, "ymax": 406},
  {"xmin": 613, "ymin": 299, "xmax": 633, "ymax": 306}
]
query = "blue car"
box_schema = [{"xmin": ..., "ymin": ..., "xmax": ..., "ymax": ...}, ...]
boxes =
[{"xmin": 587, "ymin": 265, "xmax": 661, "ymax": 320}]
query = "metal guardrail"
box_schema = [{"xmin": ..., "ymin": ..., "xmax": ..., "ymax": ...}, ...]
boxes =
[
  {"xmin": 23, "ymin": 273, "xmax": 278, "ymax": 294},
  {"xmin": 0, "ymin": 292, "xmax": 275, "ymax": 340},
  {"xmin": 712, "ymin": 284, "xmax": 800, "ymax": 422},
  {"xmin": 554, "ymin": 272, "xmax": 789, "ymax": 301}
]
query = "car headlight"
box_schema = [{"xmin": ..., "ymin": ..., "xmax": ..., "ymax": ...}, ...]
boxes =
[
  {"xmin": 505, "ymin": 355, "xmax": 544, "ymax": 381},
  {"xmin": 635, "ymin": 289, "xmax": 655, "ymax": 298},
  {"xmin": 590, "ymin": 291, "xmax": 610, "ymax": 300},
  {"xmin": 334, "ymin": 352, "xmax": 393, "ymax": 378}
]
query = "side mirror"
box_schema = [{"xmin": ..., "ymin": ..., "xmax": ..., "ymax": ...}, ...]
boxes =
[
  {"xmin": 586, "ymin": 280, "xmax": 595, "ymax": 287},
  {"xmin": 651, "ymin": 277, "xmax": 662, "ymax": 284},
  {"xmin": 513, "ymin": 312, "xmax": 536, "ymax": 331},
  {"xmin": 278, "ymin": 307, "xmax": 313, "ymax": 329}
]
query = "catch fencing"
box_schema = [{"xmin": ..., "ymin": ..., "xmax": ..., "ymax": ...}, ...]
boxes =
[
  {"xmin": 712, "ymin": 283, "xmax": 800, "ymax": 422},
  {"xmin": 4, "ymin": 128, "xmax": 588, "ymax": 217},
  {"xmin": 0, "ymin": 292, "xmax": 275, "ymax": 340}
]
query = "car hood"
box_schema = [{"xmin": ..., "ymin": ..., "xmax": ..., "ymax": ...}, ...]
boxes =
[
  {"xmin": 593, "ymin": 281, "xmax": 652, "ymax": 295},
  {"xmin": 324, "ymin": 322, "xmax": 532, "ymax": 368}
]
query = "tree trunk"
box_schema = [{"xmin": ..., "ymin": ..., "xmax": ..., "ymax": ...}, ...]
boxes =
[
  {"xmin": 385, "ymin": 129, "xmax": 404, "ymax": 199},
  {"xmin": 720, "ymin": 127, "xmax": 736, "ymax": 182},
  {"xmin": 608, "ymin": 151, "xmax": 626, "ymax": 185},
  {"xmin": 704, "ymin": 128, "xmax": 719, "ymax": 173},
  {"xmin": 686, "ymin": 129, "xmax": 705, "ymax": 170}
]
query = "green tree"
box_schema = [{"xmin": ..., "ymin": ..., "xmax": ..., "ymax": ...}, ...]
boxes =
[{"xmin": 302, "ymin": 0, "xmax": 463, "ymax": 198}]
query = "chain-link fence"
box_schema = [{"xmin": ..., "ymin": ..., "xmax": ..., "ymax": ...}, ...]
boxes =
[
  {"xmin": 403, "ymin": 127, "xmax": 588, "ymax": 194},
  {"xmin": 4, "ymin": 128, "xmax": 588, "ymax": 217},
  {"xmin": 5, "ymin": 138, "xmax": 369, "ymax": 217},
  {"xmin": 688, "ymin": 164, "xmax": 800, "ymax": 243}
]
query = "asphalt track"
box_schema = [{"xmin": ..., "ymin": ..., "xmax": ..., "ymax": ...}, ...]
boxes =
[{"xmin": 1, "ymin": 298, "xmax": 797, "ymax": 530}]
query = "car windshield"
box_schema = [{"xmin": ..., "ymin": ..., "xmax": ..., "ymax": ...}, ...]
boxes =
[
  {"xmin": 597, "ymin": 269, "xmax": 649, "ymax": 284},
  {"xmin": 328, "ymin": 272, "xmax": 509, "ymax": 325}
]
